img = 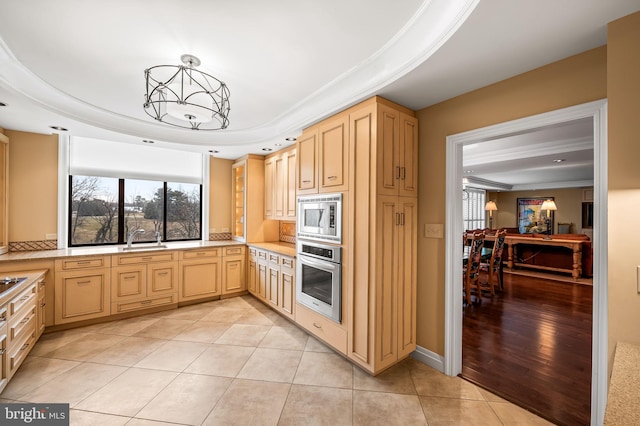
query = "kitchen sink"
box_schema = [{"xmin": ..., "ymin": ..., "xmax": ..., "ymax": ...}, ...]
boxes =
[{"xmin": 120, "ymin": 244, "xmax": 169, "ymax": 252}]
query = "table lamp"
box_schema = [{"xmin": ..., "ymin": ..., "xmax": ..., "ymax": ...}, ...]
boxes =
[
  {"xmin": 540, "ymin": 199, "xmax": 557, "ymax": 239},
  {"xmin": 485, "ymin": 200, "xmax": 498, "ymax": 229}
]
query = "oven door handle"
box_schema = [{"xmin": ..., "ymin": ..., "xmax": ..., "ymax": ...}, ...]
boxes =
[{"xmin": 297, "ymin": 254, "xmax": 340, "ymax": 272}]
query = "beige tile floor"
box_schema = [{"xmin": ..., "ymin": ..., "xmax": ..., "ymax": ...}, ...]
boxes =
[{"xmin": 0, "ymin": 295, "xmax": 553, "ymax": 425}]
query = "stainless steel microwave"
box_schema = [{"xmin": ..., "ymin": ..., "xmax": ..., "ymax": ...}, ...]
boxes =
[{"xmin": 296, "ymin": 193, "xmax": 342, "ymax": 244}]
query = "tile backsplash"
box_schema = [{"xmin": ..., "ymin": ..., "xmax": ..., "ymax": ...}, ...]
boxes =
[
  {"xmin": 10, "ymin": 240, "xmax": 58, "ymax": 252},
  {"xmin": 280, "ymin": 222, "xmax": 296, "ymax": 244}
]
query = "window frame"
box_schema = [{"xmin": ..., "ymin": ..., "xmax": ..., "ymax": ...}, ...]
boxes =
[
  {"xmin": 462, "ymin": 187, "xmax": 486, "ymax": 231},
  {"xmin": 68, "ymin": 176, "xmax": 203, "ymax": 247}
]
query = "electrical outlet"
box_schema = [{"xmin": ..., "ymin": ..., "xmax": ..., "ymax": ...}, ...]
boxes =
[
  {"xmin": 209, "ymin": 228, "xmax": 216, "ymax": 233},
  {"xmin": 424, "ymin": 224, "xmax": 443, "ymax": 239},
  {"xmin": 45, "ymin": 233, "xmax": 57, "ymax": 240},
  {"xmin": 222, "ymin": 227, "xmax": 229, "ymax": 232}
]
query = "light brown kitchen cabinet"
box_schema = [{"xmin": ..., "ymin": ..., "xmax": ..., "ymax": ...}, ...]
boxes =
[
  {"xmin": 247, "ymin": 247, "xmax": 258, "ymax": 295},
  {"xmin": 377, "ymin": 104, "xmax": 418, "ymax": 198},
  {"xmin": 0, "ymin": 132, "xmax": 8, "ymax": 255},
  {"xmin": 179, "ymin": 248, "xmax": 221, "ymax": 302},
  {"xmin": 280, "ymin": 255, "xmax": 295, "ymax": 318},
  {"xmin": 36, "ymin": 278, "xmax": 46, "ymax": 338},
  {"xmin": 346, "ymin": 96, "xmax": 418, "ymax": 375},
  {"xmin": 111, "ymin": 252, "xmax": 178, "ymax": 314},
  {"xmin": 265, "ymin": 145, "xmax": 297, "ymax": 220},
  {"xmin": 296, "ymin": 129, "xmax": 317, "ymax": 193},
  {"xmin": 54, "ymin": 256, "xmax": 111, "ymax": 324},
  {"xmin": 267, "ymin": 253, "xmax": 280, "ymax": 308},
  {"xmin": 0, "ymin": 328, "xmax": 6, "ymax": 392},
  {"xmin": 233, "ymin": 155, "xmax": 278, "ymax": 242},
  {"xmin": 222, "ymin": 246, "xmax": 246, "ymax": 295},
  {"xmin": 296, "ymin": 112, "xmax": 349, "ymax": 195},
  {"xmin": 257, "ymin": 250, "xmax": 268, "ymax": 300}
]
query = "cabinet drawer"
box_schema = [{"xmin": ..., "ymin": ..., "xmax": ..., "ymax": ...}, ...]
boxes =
[
  {"xmin": 8, "ymin": 284, "xmax": 36, "ymax": 317},
  {"xmin": 112, "ymin": 294, "xmax": 176, "ymax": 314},
  {"xmin": 182, "ymin": 249, "xmax": 219, "ymax": 259},
  {"xmin": 269, "ymin": 253, "xmax": 280, "ymax": 264},
  {"xmin": 249, "ymin": 247, "xmax": 257, "ymax": 256},
  {"xmin": 8, "ymin": 331, "xmax": 35, "ymax": 379},
  {"xmin": 258, "ymin": 251, "xmax": 267, "ymax": 260},
  {"xmin": 56, "ymin": 256, "xmax": 110, "ymax": 270},
  {"xmin": 116, "ymin": 252, "xmax": 175, "ymax": 265},
  {"xmin": 295, "ymin": 303, "xmax": 346, "ymax": 354},
  {"xmin": 281, "ymin": 256, "xmax": 295, "ymax": 268},
  {"xmin": 224, "ymin": 246, "xmax": 245, "ymax": 256},
  {"xmin": 8, "ymin": 305, "xmax": 35, "ymax": 346}
]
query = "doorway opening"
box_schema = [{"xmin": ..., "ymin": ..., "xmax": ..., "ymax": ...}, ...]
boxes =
[{"xmin": 444, "ymin": 100, "xmax": 608, "ymax": 425}]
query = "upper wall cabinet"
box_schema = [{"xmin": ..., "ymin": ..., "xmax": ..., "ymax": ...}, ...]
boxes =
[
  {"xmin": 377, "ymin": 104, "xmax": 418, "ymax": 198},
  {"xmin": 297, "ymin": 111, "xmax": 349, "ymax": 195},
  {"xmin": 0, "ymin": 132, "xmax": 8, "ymax": 254},
  {"xmin": 265, "ymin": 146, "xmax": 296, "ymax": 221}
]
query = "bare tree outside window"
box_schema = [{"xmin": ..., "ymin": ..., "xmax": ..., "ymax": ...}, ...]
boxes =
[{"xmin": 70, "ymin": 176, "xmax": 119, "ymax": 245}]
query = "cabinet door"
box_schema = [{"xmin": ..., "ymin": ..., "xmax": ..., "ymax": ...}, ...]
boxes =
[
  {"xmin": 179, "ymin": 259, "xmax": 221, "ymax": 302},
  {"xmin": 222, "ymin": 256, "xmax": 246, "ymax": 294},
  {"xmin": 36, "ymin": 280, "xmax": 46, "ymax": 338},
  {"xmin": 274, "ymin": 154, "xmax": 286, "ymax": 219},
  {"xmin": 149, "ymin": 262, "xmax": 178, "ymax": 296},
  {"xmin": 377, "ymin": 104, "xmax": 401, "ymax": 196},
  {"xmin": 55, "ymin": 270, "xmax": 111, "ymax": 324},
  {"xmin": 112, "ymin": 266, "xmax": 146, "ymax": 302},
  {"xmin": 399, "ymin": 113, "xmax": 418, "ymax": 197},
  {"xmin": 397, "ymin": 198, "xmax": 417, "ymax": 358},
  {"xmin": 268, "ymin": 265, "xmax": 279, "ymax": 308},
  {"xmin": 247, "ymin": 256, "xmax": 257, "ymax": 295},
  {"xmin": 232, "ymin": 161, "xmax": 246, "ymax": 241},
  {"xmin": 264, "ymin": 156, "xmax": 275, "ymax": 219},
  {"xmin": 297, "ymin": 129, "xmax": 317, "ymax": 193},
  {"xmin": 0, "ymin": 332, "xmax": 6, "ymax": 393},
  {"xmin": 375, "ymin": 195, "xmax": 399, "ymax": 371},
  {"xmin": 257, "ymin": 256, "xmax": 268, "ymax": 300},
  {"xmin": 280, "ymin": 263, "xmax": 295, "ymax": 318},
  {"xmin": 286, "ymin": 148, "xmax": 297, "ymax": 218},
  {"xmin": 318, "ymin": 113, "xmax": 349, "ymax": 193}
]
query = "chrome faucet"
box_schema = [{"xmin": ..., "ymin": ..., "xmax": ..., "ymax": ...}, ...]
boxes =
[
  {"xmin": 127, "ymin": 229, "xmax": 145, "ymax": 247},
  {"xmin": 155, "ymin": 231, "xmax": 162, "ymax": 246}
]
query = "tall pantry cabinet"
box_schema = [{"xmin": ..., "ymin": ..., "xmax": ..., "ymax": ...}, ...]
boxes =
[{"xmin": 346, "ymin": 97, "xmax": 418, "ymax": 375}]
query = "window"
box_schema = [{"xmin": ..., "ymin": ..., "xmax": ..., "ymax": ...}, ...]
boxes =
[
  {"xmin": 69, "ymin": 176, "xmax": 202, "ymax": 246},
  {"xmin": 463, "ymin": 187, "xmax": 486, "ymax": 231},
  {"xmin": 67, "ymin": 136, "xmax": 205, "ymax": 247}
]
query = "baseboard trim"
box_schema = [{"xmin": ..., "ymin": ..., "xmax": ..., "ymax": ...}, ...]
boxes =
[{"xmin": 411, "ymin": 345, "xmax": 445, "ymax": 373}]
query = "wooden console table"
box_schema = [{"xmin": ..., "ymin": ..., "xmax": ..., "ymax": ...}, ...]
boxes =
[{"xmin": 500, "ymin": 236, "xmax": 583, "ymax": 280}]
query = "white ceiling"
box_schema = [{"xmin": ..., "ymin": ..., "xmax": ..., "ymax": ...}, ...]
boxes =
[{"xmin": 1, "ymin": 0, "xmax": 639, "ymax": 187}]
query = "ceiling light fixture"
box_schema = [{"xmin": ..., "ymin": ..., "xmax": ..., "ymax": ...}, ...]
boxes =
[
  {"xmin": 553, "ymin": 159, "xmax": 566, "ymax": 163},
  {"xmin": 262, "ymin": 148, "xmax": 273, "ymax": 152},
  {"xmin": 142, "ymin": 139, "xmax": 154, "ymax": 144},
  {"xmin": 285, "ymin": 137, "xmax": 297, "ymax": 142},
  {"xmin": 144, "ymin": 54, "xmax": 230, "ymax": 131},
  {"xmin": 0, "ymin": 102, "xmax": 7, "ymax": 107},
  {"xmin": 49, "ymin": 126, "xmax": 68, "ymax": 131}
]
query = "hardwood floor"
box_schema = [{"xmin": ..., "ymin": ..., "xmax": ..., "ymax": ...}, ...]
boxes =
[{"xmin": 462, "ymin": 271, "xmax": 593, "ymax": 426}]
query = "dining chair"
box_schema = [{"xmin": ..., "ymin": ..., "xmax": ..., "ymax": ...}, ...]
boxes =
[
  {"xmin": 463, "ymin": 231, "xmax": 484, "ymax": 305},
  {"xmin": 479, "ymin": 229, "xmax": 507, "ymax": 295}
]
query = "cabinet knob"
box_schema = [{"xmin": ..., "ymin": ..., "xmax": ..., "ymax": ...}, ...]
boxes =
[{"xmin": 313, "ymin": 323, "xmax": 322, "ymax": 329}]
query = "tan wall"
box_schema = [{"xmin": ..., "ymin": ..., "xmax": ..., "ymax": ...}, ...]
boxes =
[
  {"xmin": 6, "ymin": 130, "xmax": 58, "ymax": 241},
  {"xmin": 416, "ymin": 47, "xmax": 607, "ymax": 354},
  {"xmin": 607, "ymin": 11, "xmax": 640, "ymax": 371},
  {"xmin": 488, "ymin": 188, "xmax": 587, "ymax": 234},
  {"xmin": 209, "ymin": 157, "xmax": 233, "ymax": 233}
]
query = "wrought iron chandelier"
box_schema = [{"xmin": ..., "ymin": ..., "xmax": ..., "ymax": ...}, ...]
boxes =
[{"xmin": 144, "ymin": 54, "xmax": 230, "ymax": 130}]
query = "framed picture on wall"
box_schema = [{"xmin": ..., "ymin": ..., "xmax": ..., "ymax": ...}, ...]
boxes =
[{"xmin": 517, "ymin": 197, "xmax": 554, "ymax": 234}]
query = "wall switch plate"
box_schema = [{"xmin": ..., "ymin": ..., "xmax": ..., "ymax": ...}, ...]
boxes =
[
  {"xmin": 45, "ymin": 233, "xmax": 57, "ymax": 240},
  {"xmin": 424, "ymin": 224, "xmax": 443, "ymax": 239},
  {"xmin": 209, "ymin": 228, "xmax": 216, "ymax": 233},
  {"xmin": 222, "ymin": 227, "xmax": 229, "ymax": 233}
]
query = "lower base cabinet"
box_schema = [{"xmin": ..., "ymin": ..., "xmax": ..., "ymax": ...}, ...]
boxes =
[
  {"xmin": 248, "ymin": 245, "xmax": 295, "ymax": 319},
  {"xmin": 222, "ymin": 246, "xmax": 246, "ymax": 295},
  {"xmin": 179, "ymin": 248, "xmax": 222, "ymax": 302},
  {"xmin": 54, "ymin": 256, "xmax": 111, "ymax": 325},
  {"xmin": 0, "ymin": 271, "xmax": 46, "ymax": 393}
]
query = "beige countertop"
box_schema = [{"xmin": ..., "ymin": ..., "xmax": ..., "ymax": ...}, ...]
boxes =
[
  {"xmin": 248, "ymin": 241, "xmax": 296, "ymax": 257},
  {"xmin": 0, "ymin": 240, "xmax": 244, "ymax": 262}
]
